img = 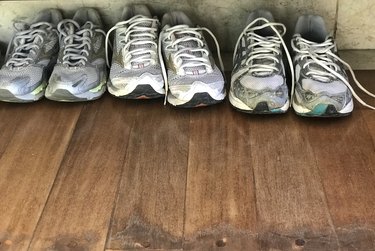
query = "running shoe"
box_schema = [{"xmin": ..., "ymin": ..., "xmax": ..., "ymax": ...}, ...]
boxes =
[
  {"xmin": 0, "ymin": 9, "xmax": 62, "ymax": 102},
  {"xmin": 46, "ymin": 8, "xmax": 107, "ymax": 102},
  {"xmin": 291, "ymin": 15, "xmax": 375, "ymax": 116},
  {"xmin": 106, "ymin": 5, "xmax": 164, "ymax": 99},
  {"xmin": 230, "ymin": 10, "xmax": 293, "ymax": 114},
  {"xmin": 160, "ymin": 11, "xmax": 225, "ymax": 107}
]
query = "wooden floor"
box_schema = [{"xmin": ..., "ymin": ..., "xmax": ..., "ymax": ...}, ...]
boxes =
[{"xmin": 0, "ymin": 71, "xmax": 374, "ymax": 251}]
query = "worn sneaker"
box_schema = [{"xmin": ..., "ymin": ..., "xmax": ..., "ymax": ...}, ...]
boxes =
[
  {"xmin": 45, "ymin": 8, "xmax": 107, "ymax": 102},
  {"xmin": 291, "ymin": 15, "xmax": 375, "ymax": 116},
  {"xmin": 160, "ymin": 11, "xmax": 225, "ymax": 107},
  {"xmin": 0, "ymin": 9, "xmax": 62, "ymax": 102},
  {"xmin": 230, "ymin": 10, "xmax": 293, "ymax": 113},
  {"xmin": 106, "ymin": 5, "xmax": 164, "ymax": 99}
]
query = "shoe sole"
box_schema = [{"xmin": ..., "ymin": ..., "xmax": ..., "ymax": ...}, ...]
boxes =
[
  {"xmin": 45, "ymin": 81, "xmax": 106, "ymax": 102},
  {"xmin": 292, "ymin": 98, "xmax": 353, "ymax": 117},
  {"xmin": 168, "ymin": 92, "xmax": 224, "ymax": 108},
  {"xmin": 108, "ymin": 83, "xmax": 165, "ymax": 99},
  {"xmin": 229, "ymin": 90, "xmax": 289, "ymax": 114},
  {"xmin": 0, "ymin": 82, "xmax": 47, "ymax": 103}
]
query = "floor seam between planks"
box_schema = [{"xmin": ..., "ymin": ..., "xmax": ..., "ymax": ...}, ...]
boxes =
[
  {"xmin": 104, "ymin": 107, "xmax": 140, "ymax": 249},
  {"xmin": 181, "ymin": 111, "xmax": 191, "ymax": 246},
  {"xmin": 359, "ymin": 108, "xmax": 375, "ymax": 151},
  {"xmin": 307, "ymin": 125, "xmax": 342, "ymax": 249},
  {"xmin": 26, "ymin": 104, "xmax": 85, "ymax": 251}
]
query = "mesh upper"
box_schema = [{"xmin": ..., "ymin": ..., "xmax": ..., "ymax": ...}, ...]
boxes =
[
  {"xmin": 168, "ymin": 65, "xmax": 224, "ymax": 87},
  {"xmin": 49, "ymin": 64, "xmax": 100, "ymax": 92},
  {"xmin": 0, "ymin": 65, "xmax": 44, "ymax": 94},
  {"xmin": 110, "ymin": 62, "xmax": 162, "ymax": 80},
  {"xmin": 238, "ymin": 74, "xmax": 284, "ymax": 91},
  {"xmin": 301, "ymin": 78, "xmax": 348, "ymax": 94}
]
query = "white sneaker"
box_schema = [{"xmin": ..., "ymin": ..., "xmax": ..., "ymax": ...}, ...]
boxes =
[
  {"xmin": 159, "ymin": 11, "xmax": 226, "ymax": 107},
  {"xmin": 106, "ymin": 5, "xmax": 165, "ymax": 99},
  {"xmin": 46, "ymin": 8, "xmax": 107, "ymax": 102},
  {"xmin": 292, "ymin": 15, "xmax": 375, "ymax": 116},
  {"xmin": 230, "ymin": 10, "xmax": 293, "ymax": 114},
  {"xmin": 0, "ymin": 9, "xmax": 62, "ymax": 102}
]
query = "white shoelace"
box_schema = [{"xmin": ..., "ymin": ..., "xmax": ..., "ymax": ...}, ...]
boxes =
[
  {"xmin": 158, "ymin": 24, "xmax": 224, "ymax": 104},
  {"xmin": 105, "ymin": 15, "xmax": 159, "ymax": 68},
  {"xmin": 6, "ymin": 22, "xmax": 54, "ymax": 68},
  {"xmin": 292, "ymin": 36, "xmax": 375, "ymax": 109},
  {"xmin": 233, "ymin": 17, "xmax": 295, "ymax": 104},
  {"xmin": 58, "ymin": 20, "xmax": 106, "ymax": 67}
]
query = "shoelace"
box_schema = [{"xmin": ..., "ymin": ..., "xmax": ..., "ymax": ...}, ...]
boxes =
[
  {"xmin": 233, "ymin": 17, "xmax": 294, "ymax": 104},
  {"xmin": 105, "ymin": 15, "xmax": 159, "ymax": 68},
  {"xmin": 58, "ymin": 20, "xmax": 106, "ymax": 67},
  {"xmin": 6, "ymin": 22, "xmax": 54, "ymax": 68},
  {"xmin": 158, "ymin": 25, "xmax": 224, "ymax": 104},
  {"xmin": 292, "ymin": 36, "xmax": 375, "ymax": 109}
]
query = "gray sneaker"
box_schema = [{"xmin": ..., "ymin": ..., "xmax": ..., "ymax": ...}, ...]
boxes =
[
  {"xmin": 106, "ymin": 5, "xmax": 164, "ymax": 99},
  {"xmin": 0, "ymin": 9, "xmax": 62, "ymax": 102},
  {"xmin": 46, "ymin": 8, "xmax": 107, "ymax": 102},
  {"xmin": 291, "ymin": 15, "xmax": 355, "ymax": 116},
  {"xmin": 160, "ymin": 11, "xmax": 225, "ymax": 108},
  {"xmin": 292, "ymin": 15, "xmax": 375, "ymax": 116},
  {"xmin": 230, "ymin": 10, "xmax": 290, "ymax": 114}
]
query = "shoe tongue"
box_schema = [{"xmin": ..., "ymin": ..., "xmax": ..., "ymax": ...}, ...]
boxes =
[{"xmin": 174, "ymin": 29, "xmax": 207, "ymax": 75}]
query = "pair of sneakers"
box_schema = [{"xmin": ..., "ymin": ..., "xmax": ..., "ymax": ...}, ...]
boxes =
[
  {"xmin": 0, "ymin": 8, "xmax": 107, "ymax": 102},
  {"xmin": 230, "ymin": 10, "xmax": 375, "ymax": 117},
  {"xmin": 106, "ymin": 5, "xmax": 226, "ymax": 108}
]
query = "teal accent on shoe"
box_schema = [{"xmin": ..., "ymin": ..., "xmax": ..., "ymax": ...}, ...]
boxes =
[{"xmin": 309, "ymin": 104, "xmax": 328, "ymax": 115}]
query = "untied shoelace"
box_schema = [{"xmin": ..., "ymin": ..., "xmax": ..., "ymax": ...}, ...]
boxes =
[
  {"xmin": 292, "ymin": 36, "xmax": 375, "ymax": 109},
  {"xmin": 233, "ymin": 17, "xmax": 295, "ymax": 105}
]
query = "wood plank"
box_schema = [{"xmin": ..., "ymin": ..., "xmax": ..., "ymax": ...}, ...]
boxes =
[
  {"xmin": 0, "ymin": 101, "xmax": 82, "ymax": 251},
  {"xmin": 249, "ymin": 113, "xmax": 339, "ymax": 250},
  {"xmin": 183, "ymin": 102, "xmax": 258, "ymax": 251},
  {"xmin": 105, "ymin": 249, "xmax": 182, "ymax": 251},
  {"xmin": 28, "ymin": 95, "xmax": 138, "ymax": 251},
  {"xmin": 306, "ymin": 70, "xmax": 375, "ymax": 250},
  {"xmin": 355, "ymin": 70, "xmax": 375, "ymax": 144},
  {"xmin": 106, "ymin": 102, "xmax": 190, "ymax": 250}
]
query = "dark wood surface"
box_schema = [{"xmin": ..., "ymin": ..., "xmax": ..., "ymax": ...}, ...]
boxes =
[{"xmin": 0, "ymin": 71, "xmax": 374, "ymax": 251}]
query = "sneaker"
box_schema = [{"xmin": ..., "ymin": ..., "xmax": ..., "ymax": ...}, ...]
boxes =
[
  {"xmin": 0, "ymin": 9, "xmax": 62, "ymax": 102},
  {"xmin": 160, "ymin": 11, "xmax": 226, "ymax": 107},
  {"xmin": 45, "ymin": 8, "xmax": 107, "ymax": 102},
  {"xmin": 230, "ymin": 10, "xmax": 292, "ymax": 114},
  {"xmin": 106, "ymin": 5, "xmax": 164, "ymax": 99},
  {"xmin": 291, "ymin": 15, "xmax": 375, "ymax": 116}
]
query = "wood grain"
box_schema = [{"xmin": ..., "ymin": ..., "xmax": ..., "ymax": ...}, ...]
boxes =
[
  {"xmin": 28, "ymin": 96, "xmax": 137, "ymax": 251},
  {"xmin": 306, "ymin": 71, "xmax": 375, "ymax": 251},
  {"xmin": 183, "ymin": 102, "xmax": 258, "ymax": 251},
  {"xmin": 106, "ymin": 102, "xmax": 189, "ymax": 250},
  {"xmin": 355, "ymin": 71, "xmax": 375, "ymax": 144},
  {"xmin": 0, "ymin": 101, "xmax": 82, "ymax": 251},
  {"xmin": 249, "ymin": 113, "xmax": 339, "ymax": 250}
]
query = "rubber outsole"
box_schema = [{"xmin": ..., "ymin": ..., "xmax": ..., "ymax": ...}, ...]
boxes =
[
  {"xmin": 231, "ymin": 101, "xmax": 289, "ymax": 114},
  {"xmin": 294, "ymin": 104, "xmax": 352, "ymax": 117},
  {"xmin": 170, "ymin": 92, "xmax": 224, "ymax": 108}
]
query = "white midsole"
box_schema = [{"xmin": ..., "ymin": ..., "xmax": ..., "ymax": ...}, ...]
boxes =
[
  {"xmin": 167, "ymin": 81, "xmax": 226, "ymax": 106},
  {"xmin": 229, "ymin": 90, "xmax": 289, "ymax": 112},
  {"xmin": 108, "ymin": 80, "xmax": 165, "ymax": 97}
]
